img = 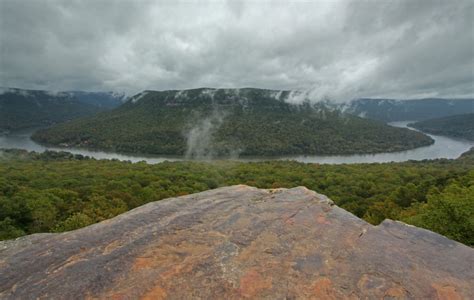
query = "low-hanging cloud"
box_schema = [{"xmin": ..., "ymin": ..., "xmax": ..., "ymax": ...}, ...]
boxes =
[
  {"xmin": 184, "ymin": 108, "xmax": 228, "ymax": 160},
  {"xmin": 0, "ymin": 0, "xmax": 472, "ymax": 102}
]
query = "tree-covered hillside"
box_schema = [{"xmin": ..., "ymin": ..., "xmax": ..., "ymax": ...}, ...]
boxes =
[
  {"xmin": 62, "ymin": 91, "xmax": 126, "ymax": 109},
  {"xmin": 343, "ymin": 98, "xmax": 474, "ymax": 122},
  {"xmin": 0, "ymin": 88, "xmax": 125, "ymax": 131},
  {"xmin": 409, "ymin": 113, "xmax": 474, "ymax": 141},
  {"xmin": 0, "ymin": 148, "xmax": 472, "ymax": 245},
  {"xmin": 33, "ymin": 88, "xmax": 433, "ymax": 156}
]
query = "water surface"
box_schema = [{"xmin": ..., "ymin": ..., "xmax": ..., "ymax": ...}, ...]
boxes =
[{"xmin": 0, "ymin": 121, "xmax": 472, "ymax": 164}]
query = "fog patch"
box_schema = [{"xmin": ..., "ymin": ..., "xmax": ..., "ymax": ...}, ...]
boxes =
[
  {"xmin": 174, "ymin": 90, "xmax": 186, "ymax": 99},
  {"xmin": 15, "ymin": 89, "xmax": 32, "ymax": 97},
  {"xmin": 272, "ymin": 90, "xmax": 284, "ymax": 101},
  {"xmin": 45, "ymin": 90, "xmax": 63, "ymax": 97},
  {"xmin": 0, "ymin": 88, "xmax": 32, "ymax": 97},
  {"xmin": 0, "ymin": 87, "xmax": 12, "ymax": 96},
  {"xmin": 184, "ymin": 109, "xmax": 227, "ymax": 160},
  {"xmin": 285, "ymin": 90, "xmax": 308, "ymax": 104},
  {"xmin": 130, "ymin": 91, "xmax": 149, "ymax": 104},
  {"xmin": 201, "ymin": 88, "xmax": 217, "ymax": 100}
]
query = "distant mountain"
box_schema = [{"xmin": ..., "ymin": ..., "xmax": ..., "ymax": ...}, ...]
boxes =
[
  {"xmin": 409, "ymin": 113, "xmax": 474, "ymax": 141},
  {"xmin": 64, "ymin": 91, "xmax": 126, "ymax": 109},
  {"xmin": 33, "ymin": 88, "xmax": 433, "ymax": 157},
  {"xmin": 0, "ymin": 88, "xmax": 126, "ymax": 131},
  {"xmin": 342, "ymin": 98, "xmax": 474, "ymax": 122}
]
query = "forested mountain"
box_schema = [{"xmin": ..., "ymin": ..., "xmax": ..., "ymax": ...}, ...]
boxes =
[
  {"xmin": 63, "ymin": 91, "xmax": 126, "ymax": 109},
  {"xmin": 0, "ymin": 88, "xmax": 125, "ymax": 131},
  {"xmin": 343, "ymin": 98, "xmax": 474, "ymax": 122},
  {"xmin": 409, "ymin": 113, "xmax": 474, "ymax": 141},
  {"xmin": 32, "ymin": 88, "xmax": 433, "ymax": 156}
]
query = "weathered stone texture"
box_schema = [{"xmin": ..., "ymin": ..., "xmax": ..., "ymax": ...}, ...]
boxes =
[{"xmin": 1, "ymin": 185, "xmax": 473, "ymax": 299}]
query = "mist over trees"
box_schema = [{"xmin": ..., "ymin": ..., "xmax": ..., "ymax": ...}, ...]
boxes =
[
  {"xmin": 1, "ymin": 148, "xmax": 472, "ymax": 245},
  {"xmin": 32, "ymin": 88, "xmax": 433, "ymax": 156}
]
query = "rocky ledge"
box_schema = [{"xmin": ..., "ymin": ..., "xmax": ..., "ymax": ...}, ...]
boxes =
[{"xmin": 0, "ymin": 185, "xmax": 473, "ymax": 299}]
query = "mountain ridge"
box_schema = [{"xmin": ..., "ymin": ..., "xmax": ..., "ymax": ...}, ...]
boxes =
[
  {"xmin": 409, "ymin": 113, "xmax": 474, "ymax": 141},
  {"xmin": 0, "ymin": 87, "xmax": 127, "ymax": 107},
  {"xmin": 32, "ymin": 88, "xmax": 434, "ymax": 157},
  {"xmin": 344, "ymin": 97, "xmax": 474, "ymax": 121},
  {"xmin": 0, "ymin": 87, "xmax": 126, "ymax": 131}
]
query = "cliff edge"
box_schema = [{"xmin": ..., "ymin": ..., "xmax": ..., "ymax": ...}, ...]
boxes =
[{"xmin": 1, "ymin": 185, "xmax": 473, "ymax": 299}]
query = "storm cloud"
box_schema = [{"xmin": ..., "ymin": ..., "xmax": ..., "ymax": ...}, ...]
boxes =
[{"xmin": 0, "ymin": 0, "xmax": 473, "ymax": 101}]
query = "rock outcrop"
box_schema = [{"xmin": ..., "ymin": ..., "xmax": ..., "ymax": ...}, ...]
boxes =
[{"xmin": 1, "ymin": 185, "xmax": 473, "ymax": 299}]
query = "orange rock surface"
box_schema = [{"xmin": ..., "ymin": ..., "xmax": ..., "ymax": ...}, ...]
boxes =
[{"xmin": 1, "ymin": 185, "xmax": 473, "ymax": 299}]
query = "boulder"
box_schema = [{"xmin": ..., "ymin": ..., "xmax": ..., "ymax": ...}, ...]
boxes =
[{"xmin": 1, "ymin": 185, "xmax": 473, "ymax": 299}]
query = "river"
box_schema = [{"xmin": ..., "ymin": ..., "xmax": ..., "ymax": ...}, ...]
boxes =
[{"xmin": 0, "ymin": 121, "xmax": 472, "ymax": 164}]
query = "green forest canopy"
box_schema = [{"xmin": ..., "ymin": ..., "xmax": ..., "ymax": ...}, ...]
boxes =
[
  {"xmin": 32, "ymin": 88, "xmax": 433, "ymax": 156},
  {"xmin": 410, "ymin": 113, "xmax": 474, "ymax": 141},
  {"xmin": 0, "ymin": 148, "xmax": 473, "ymax": 246}
]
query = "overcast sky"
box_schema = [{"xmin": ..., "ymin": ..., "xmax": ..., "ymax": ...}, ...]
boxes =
[{"xmin": 0, "ymin": 0, "xmax": 473, "ymax": 101}]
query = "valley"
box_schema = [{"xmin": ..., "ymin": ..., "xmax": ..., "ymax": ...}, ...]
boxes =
[
  {"xmin": 2, "ymin": 1, "xmax": 473, "ymax": 298},
  {"xmin": 1, "ymin": 121, "xmax": 473, "ymax": 164},
  {"xmin": 344, "ymin": 98, "xmax": 474, "ymax": 121},
  {"xmin": 31, "ymin": 88, "xmax": 434, "ymax": 157},
  {"xmin": 410, "ymin": 113, "xmax": 474, "ymax": 141},
  {"xmin": 1, "ymin": 147, "xmax": 473, "ymax": 246}
]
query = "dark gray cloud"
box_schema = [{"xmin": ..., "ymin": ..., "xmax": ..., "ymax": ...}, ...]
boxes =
[{"xmin": 0, "ymin": 0, "xmax": 473, "ymax": 101}]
